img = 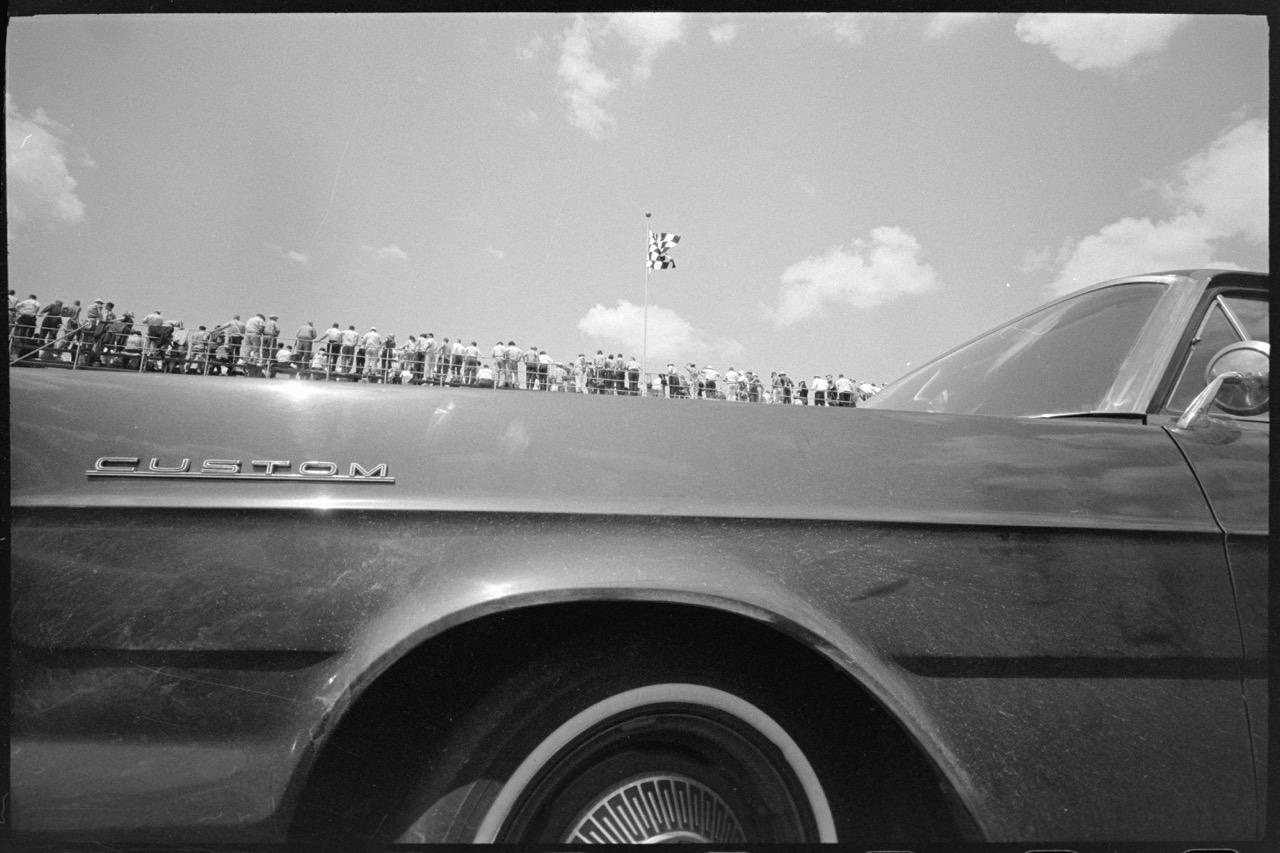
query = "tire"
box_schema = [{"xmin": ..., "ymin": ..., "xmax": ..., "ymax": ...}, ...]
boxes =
[{"xmin": 381, "ymin": 634, "xmax": 844, "ymax": 843}]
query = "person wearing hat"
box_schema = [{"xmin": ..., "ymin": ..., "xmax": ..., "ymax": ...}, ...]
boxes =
[
  {"xmin": 84, "ymin": 299, "xmax": 107, "ymax": 331},
  {"xmin": 263, "ymin": 314, "xmax": 281, "ymax": 359},
  {"xmin": 360, "ymin": 326, "xmax": 384, "ymax": 380},
  {"xmin": 700, "ymin": 365, "xmax": 720, "ymax": 399}
]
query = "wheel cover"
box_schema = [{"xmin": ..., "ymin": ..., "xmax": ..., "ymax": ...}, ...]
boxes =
[
  {"xmin": 474, "ymin": 683, "xmax": 836, "ymax": 842},
  {"xmin": 565, "ymin": 773, "xmax": 746, "ymax": 844}
]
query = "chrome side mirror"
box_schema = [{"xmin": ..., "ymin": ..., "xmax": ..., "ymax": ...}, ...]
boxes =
[{"xmin": 1177, "ymin": 340, "xmax": 1269, "ymax": 429}]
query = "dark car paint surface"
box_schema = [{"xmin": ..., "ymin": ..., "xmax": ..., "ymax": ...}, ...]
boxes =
[{"xmin": 8, "ymin": 270, "xmax": 1268, "ymax": 843}]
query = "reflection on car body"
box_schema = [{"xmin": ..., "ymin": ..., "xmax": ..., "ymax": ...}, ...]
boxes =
[{"xmin": 9, "ymin": 269, "xmax": 1268, "ymax": 846}]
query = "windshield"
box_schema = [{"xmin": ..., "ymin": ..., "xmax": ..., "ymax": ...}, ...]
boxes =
[{"xmin": 867, "ymin": 282, "xmax": 1167, "ymax": 417}]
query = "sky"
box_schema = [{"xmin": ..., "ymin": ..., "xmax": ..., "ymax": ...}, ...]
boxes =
[{"xmin": 6, "ymin": 12, "xmax": 1269, "ymax": 384}]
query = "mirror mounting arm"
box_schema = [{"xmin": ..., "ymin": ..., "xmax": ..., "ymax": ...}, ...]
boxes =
[{"xmin": 1176, "ymin": 372, "xmax": 1242, "ymax": 430}]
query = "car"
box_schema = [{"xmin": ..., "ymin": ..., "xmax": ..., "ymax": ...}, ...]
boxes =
[{"xmin": 9, "ymin": 268, "xmax": 1268, "ymax": 846}]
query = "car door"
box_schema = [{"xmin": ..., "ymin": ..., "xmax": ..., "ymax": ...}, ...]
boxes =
[{"xmin": 1155, "ymin": 284, "xmax": 1269, "ymax": 836}]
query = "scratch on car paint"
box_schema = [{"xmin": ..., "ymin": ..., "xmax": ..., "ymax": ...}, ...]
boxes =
[
  {"xmin": 137, "ymin": 714, "xmax": 200, "ymax": 731},
  {"xmin": 847, "ymin": 576, "xmax": 911, "ymax": 603},
  {"xmin": 129, "ymin": 662, "xmax": 298, "ymax": 702}
]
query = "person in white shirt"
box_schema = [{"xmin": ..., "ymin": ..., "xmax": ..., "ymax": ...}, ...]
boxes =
[
  {"xmin": 700, "ymin": 365, "xmax": 720, "ymax": 399},
  {"xmin": 308, "ymin": 349, "xmax": 328, "ymax": 379},
  {"xmin": 339, "ymin": 325, "xmax": 360, "ymax": 373},
  {"xmin": 812, "ymin": 374, "xmax": 830, "ymax": 407},
  {"xmin": 419, "ymin": 333, "xmax": 437, "ymax": 384},
  {"xmin": 723, "ymin": 367, "xmax": 741, "ymax": 402},
  {"xmin": 834, "ymin": 374, "xmax": 854, "ymax": 407},
  {"xmin": 537, "ymin": 347, "xmax": 552, "ymax": 391},
  {"xmin": 360, "ymin": 327, "xmax": 384, "ymax": 378}
]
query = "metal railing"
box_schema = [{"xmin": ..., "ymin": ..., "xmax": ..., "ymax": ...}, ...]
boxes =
[{"xmin": 9, "ymin": 321, "xmax": 872, "ymax": 405}]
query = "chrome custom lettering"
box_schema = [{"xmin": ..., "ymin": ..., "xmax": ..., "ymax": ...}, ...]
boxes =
[
  {"xmin": 88, "ymin": 455, "xmax": 393, "ymax": 484},
  {"xmin": 349, "ymin": 462, "xmax": 389, "ymax": 479},
  {"xmin": 148, "ymin": 458, "xmax": 191, "ymax": 473},
  {"xmin": 94, "ymin": 456, "xmax": 140, "ymax": 472}
]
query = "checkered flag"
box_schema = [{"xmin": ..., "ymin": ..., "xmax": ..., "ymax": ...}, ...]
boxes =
[{"xmin": 647, "ymin": 231, "xmax": 680, "ymax": 270}]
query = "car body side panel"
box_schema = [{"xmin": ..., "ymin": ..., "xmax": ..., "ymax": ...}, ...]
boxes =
[
  {"xmin": 11, "ymin": 512, "xmax": 1252, "ymax": 840},
  {"xmin": 10, "ymin": 370, "xmax": 1220, "ymax": 532},
  {"xmin": 9, "ymin": 369, "xmax": 1256, "ymax": 841}
]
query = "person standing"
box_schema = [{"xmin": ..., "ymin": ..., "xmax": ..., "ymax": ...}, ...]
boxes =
[
  {"xmin": 418, "ymin": 332, "xmax": 436, "ymax": 384},
  {"xmin": 223, "ymin": 314, "xmax": 246, "ymax": 359},
  {"xmin": 138, "ymin": 308, "xmax": 164, "ymax": 360},
  {"xmin": 317, "ymin": 323, "xmax": 342, "ymax": 373},
  {"xmin": 723, "ymin": 366, "xmax": 741, "ymax": 402},
  {"xmin": 574, "ymin": 353, "xmax": 588, "ymax": 394},
  {"xmin": 491, "ymin": 340, "xmax": 509, "ymax": 388},
  {"xmin": 505, "ymin": 341, "xmax": 523, "ymax": 389},
  {"xmin": 186, "ymin": 325, "xmax": 211, "ymax": 373},
  {"xmin": 464, "ymin": 341, "xmax": 481, "ymax": 385},
  {"xmin": 524, "ymin": 346, "xmax": 540, "ymax": 389},
  {"xmin": 294, "ymin": 321, "xmax": 316, "ymax": 368},
  {"xmin": 834, "ymin": 373, "xmax": 854, "ymax": 407},
  {"xmin": 241, "ymin": 312, "xmax": 265, "ymax": 370},
  {"xmin": 812, "ymin": 375, "xmax": 829, "ymax": 407},
  {"xmin": 537, "ymin": 347, "xmax": 552, "ymax": 391},
  {"xmin": 11, "ymin": 294, "xmax": 40, "ymax": 354},
  {"xmin": 263, "ymin": 315, "xmax": 281, "ymax": 361},
  {"xmin": 38, "ymin": 299, "xmax": 65, "ymax": 347},
  {"xmin": 625, "ymin": 355, "xmax": 640, "ymax": 396},
  {"xmin": 449, "ymin": 337, "xmax": 466, "ymax": 384},
  {"xmin": 360, "ymin": 326, "xmax": 383, "ymax": 380},
  {"xmin": 339, "ymin": 324, "xmax": 359, "ymax": 374}
]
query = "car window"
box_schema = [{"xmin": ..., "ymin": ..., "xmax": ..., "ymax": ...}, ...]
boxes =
[
  {"xmin": 868, "ymin": 283, "xmax": 1166, "ymax": 417},
  {"xmin": 1164, "ymin": 292, "xmax": 1269, "ymax": 415}
]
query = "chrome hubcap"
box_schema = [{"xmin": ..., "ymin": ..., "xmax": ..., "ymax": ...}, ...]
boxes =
[{"xmin": 564, "ymin": 774, "xmax": 746, "ymax": 843}]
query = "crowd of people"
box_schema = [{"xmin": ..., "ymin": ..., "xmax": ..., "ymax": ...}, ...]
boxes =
[{"xmin": 8, "ymin": 290, "xmax": 885, "ymax": 405}]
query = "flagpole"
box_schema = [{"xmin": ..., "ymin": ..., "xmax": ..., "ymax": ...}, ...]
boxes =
[{"xmin": 643, "ymin": 211, "xmax": 651, "ymax": 391}]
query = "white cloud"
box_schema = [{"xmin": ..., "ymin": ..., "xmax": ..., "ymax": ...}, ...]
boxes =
[
  {"xmin": 708, "ymin": 20, "xmax": 738, "ymax": 45},
  {"xmin": 577, "ymin": 299, "xmax": 743, "ymax": 364},
  {"xmin": 1015, "ymin": 14, "xmax": 1191, "ymax": 71},
  {"xmin": 555, "ymin": 14, "xmax": 685, "ymax": 139},
  {"xmin": 812, "ymin": 13, "xmax": 868, "ymax": 45},
  {"xmin": 1047, "ymin": 118, "xmax": 1267, "ymax": 295},
  {"xmin": 607, "ymin": 12, "xmax": 685, "ymax": 81},
  {"xmin": 360, "ymin": 243, "xmax": 409, "ymax": 262},
  {"xmin": 767, "ymin": 227, "xmax": 939, "ymax": 326},
  {"xmin": 557, "ymin": 16, "xmax": 619, "ymax": 140},
  {"xmin": 263, "ymin": 242, "xmax": 309, "ymax": 264},
  {"xmin": 6, "ymin": 93, "xmax": 87, "ymax": 237},
  {"xmin": 487, "ymin": 246, "xmax": 506, "ymax": 261},
  {"xmin": 925, "ymin": 13, "xmax": 996, "ymax": 40}
]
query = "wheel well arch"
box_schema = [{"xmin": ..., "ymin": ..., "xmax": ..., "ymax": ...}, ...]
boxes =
[{"xmin": 287, "ymin": 599, "xmax": 978, "ymax": 842}]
